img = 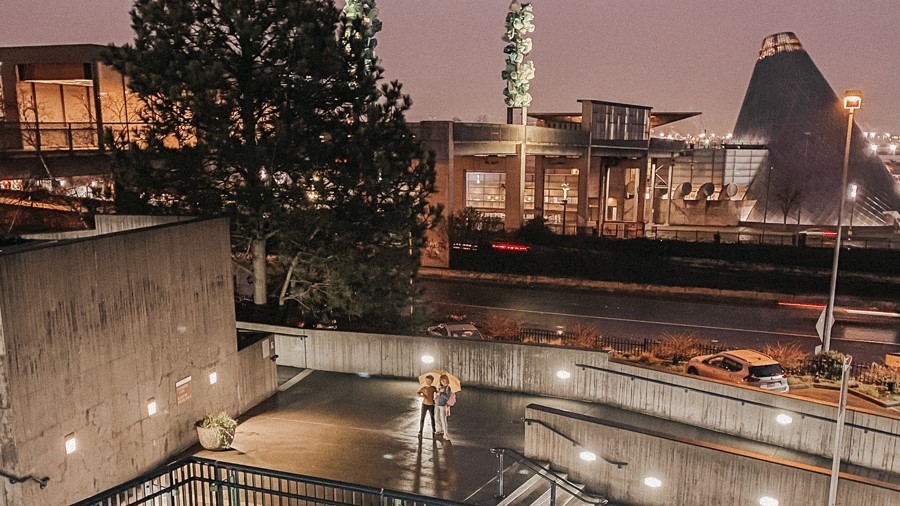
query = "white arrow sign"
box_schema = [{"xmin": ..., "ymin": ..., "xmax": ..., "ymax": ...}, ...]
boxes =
[{"xmin": 815, "ymin": 307, "xmax": 834, "ymax": 354}]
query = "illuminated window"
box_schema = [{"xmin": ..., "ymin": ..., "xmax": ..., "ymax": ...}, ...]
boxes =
[{"xmin": 466, "ymin": 172, "xmax": 506, "ymax": 211}]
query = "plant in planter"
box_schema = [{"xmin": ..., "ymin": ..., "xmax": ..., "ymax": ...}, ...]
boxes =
[{"xmin": 196, "ymin": 411, "xmax": 237, "ymax": 451}]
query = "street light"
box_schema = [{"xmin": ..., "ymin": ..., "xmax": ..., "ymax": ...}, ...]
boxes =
[
  {"xmin": 827, "ymin": 354, "xmax": 853, "ymax": 506},
  {"xmin": 822, "ymin": 89, "xmax": 861, "ymax": 353},
  {"xmin": 560, "ymin": 183, "xmax": 570, "ymax": 235},
  {"xmin": 847, "ymin": 183, "xmax": 858, "ymax": 238}
]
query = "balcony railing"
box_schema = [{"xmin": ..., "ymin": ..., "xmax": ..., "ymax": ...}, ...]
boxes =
[
  {"xmin": 73, "ymin": 457, "xmax": 469, "ymax": 506},
  {"xmin": 0, "ymin": 121, "xmax": 145, "ymax": 152}
]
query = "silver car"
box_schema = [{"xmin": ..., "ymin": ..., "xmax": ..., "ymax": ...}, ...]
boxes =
[
  {"xmin": 427, "ymin": 323, "xmax": 484, "ymax": 339},
  {"xmin": 687, "ymin": 349, "xmax": 789, "ymax": 393}
]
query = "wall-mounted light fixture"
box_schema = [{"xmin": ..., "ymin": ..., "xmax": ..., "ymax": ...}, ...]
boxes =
[
  {"xmin": 64, "ymin": 433, "xmax": 77, "ymax": 455},
  {"xmin": 579, "ymin": 450, "xmax": 597, "ymax": 462},
  {"xmin": 209, "ymin": 371, "xmax": 218, "ymax": 385},
  {"xmin": 643, "ymin": 477, "xmax": 662, "ymax": 488},
  {"xmin": 775, "ymin": 413, "xmax": 793, "ymax": 425},
  {"xmin": 147, "ymin": 398, "xmax": 158, "ymax": 416},
  {"xmin": 556, "ymin": 370, "xmax": 572, "ymax": 380},
  {"xmin": 421, "ymin": 354, "xmax": 435, "ymax": 364}
]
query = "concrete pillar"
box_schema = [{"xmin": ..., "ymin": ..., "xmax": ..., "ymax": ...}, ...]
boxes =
[
  {"xmin": 597, "ymin": 158, "xmax": 607, "ymax": 233},
  {"xmin": 635, "ymin": 156, "xmax": 649, "ymax": 225},
  {"xmin": 505, "ymin": 118, "xmax": 526, "ymax": 231},
  {"xmin": 576, "ymin": 151, "xmax": 590, "ymax": 232},
  {"xmin": 417, "ymin": 121, "xmax": 454, "ymax": 268},
  {"xmin": 533, "ymin": 156, "xmax": 546, "ymax": 219}
]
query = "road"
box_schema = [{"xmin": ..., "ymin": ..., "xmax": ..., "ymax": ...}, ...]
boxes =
[{"xmin": 419, "ymin": 279, "xmax": 900, "ymax": 366}]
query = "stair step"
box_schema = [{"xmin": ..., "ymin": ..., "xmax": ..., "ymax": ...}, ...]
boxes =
[{"xmin": 495, "ymin": 462, "xmax": 550, "ymax": 506}]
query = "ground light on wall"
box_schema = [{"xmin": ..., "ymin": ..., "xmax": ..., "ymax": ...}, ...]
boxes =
[
  {"xmin": 775, "ymin": 413, "xmax": 793, "ymax": 425},
  {"xmin": 421, "ymin": 354, "xmax": 435, "ymax": 364},
  {"xmin": 209, "ymin": 371, "xmax": 217, "ymax": 385},
  {"xmin": 643, "ymin": 477, "xmax": 662, "ymax": 488},
  {"xmin": 556, "ymin": 370, "xmax": 572, "ymax": 379},
  {"xmin": 64, "ymin": 433, "xmax": 76, "ymax": 455},
  {"xmin": 759, "ymin": 496, "xmax": 780, "ymax": 506},
  {"xmin": 146, "ymin": 398, "xmax": 157, "ymax": 416}
]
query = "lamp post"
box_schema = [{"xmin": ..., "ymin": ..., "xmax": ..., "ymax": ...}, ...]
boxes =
[
  {"xmin": 823, "ymin": 89, "xmax": 862, "ymax": 353},
  {"xmin": 827, "ymin": 354, "xmax": 853, "ymax": 506},
  {"xmin": 561, "ymin": 183, "xmax": 570, "ymax": 235},
  {"xmin": 847, "ymin": 183, "xmax": 858, "ymax": 238}
]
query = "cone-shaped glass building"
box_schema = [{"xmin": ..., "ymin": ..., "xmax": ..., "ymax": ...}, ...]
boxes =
[{"xmin": 732, "ymin": 32, "xmax": 900, "ymax": 226}]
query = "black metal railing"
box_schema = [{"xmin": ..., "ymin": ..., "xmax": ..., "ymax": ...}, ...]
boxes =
[
  {"xmin": 491, "ymin": 447, "xmax": 607, "ymax": 505},
  {"xmin": 518, "ymin": 329, "xmax": 728, "ymax": 358},
  {"xmin": 73, "ymin": 457, "xmax": 469, "ymax": 506},
  {"xmin": 645, "ymin": 228, "xmax": 900, "ymax": 250},
  {"xmin": 0, "ymin": 121, "xmax": 146, "ymax": 151}
]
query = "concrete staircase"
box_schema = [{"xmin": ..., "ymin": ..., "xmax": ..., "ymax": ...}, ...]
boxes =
[{"xmin": 495, "ymin": 460, "xmax": 606, "ymax": 506}]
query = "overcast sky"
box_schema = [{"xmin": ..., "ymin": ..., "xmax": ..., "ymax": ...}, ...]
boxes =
[{"xmin": 1, "ymin": 0, "xmax": 897, "ymax": 134}]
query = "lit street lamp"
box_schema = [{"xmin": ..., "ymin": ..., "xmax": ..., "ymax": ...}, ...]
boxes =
[
  {"xmin": 560, "ymin": 183, "xmax": 570, "ymax": 235},
  {"xmin": 822, "ymin": 89, "xmax": 861, "ymax": 353},
  {"xmin": 847, "ymin": 183, "xmax": 858, "ymax": 238},
  {"xmin": 828, "ymin": 354, "xmax": 853, "ymax": 506}
]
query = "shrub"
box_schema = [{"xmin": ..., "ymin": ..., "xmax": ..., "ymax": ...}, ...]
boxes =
[
  {"xmin": 479, "ymin": 312, "xmax": 521, "ymax": 340},
  {"xmin": 443, "ymin": 308, "xmax": 468, "ymax": 322},
  {"xmin": 859, "ymin": 363, "xmax": 900, "ymax": 390},
  {"xmin": 762, "ymin": 343, "xmax": 810, "ymax": 374},
  {"xmin": 197, "ymin": 411, "xmax": 237, "ymax": 449},
  {"xmin": 570, "ymin": 324, "xmax": 602, "ymax": 349},
  {"xmin": 855, "ymin": 383, "xmax": 883, "ymax": 399},
  {"xmin": 652, "ymin": 332, "xmax": 701, "ymax": 364},
  {"xmin": 448, "ymin": 207, "xmax": 503, "ymax": 245},
  {"xmin": 810, "ymin": 351, "xmax": 847, "ymax": 381},
  {"xmin": 637, "ymin": 351, "xmax": 657, "ymax": 364}
]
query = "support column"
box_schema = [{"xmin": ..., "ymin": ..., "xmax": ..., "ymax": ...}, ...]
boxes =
[
  {"xmin": 597, "ymin": 158, "xmax": 607, "ymax": 233},
  {"xmin": 504, "ymin": 109, "xmax": 527, "ymax": 230},
  {"xmin": 533, "ymin": 156, "xmax": 545, "ymax": 219},
  {"xmin": 635, "ymin": 156, "xmax": 649, "ymax": 227},
  {"xmin": 576, "ymin": 152, "xmax": 590, "ymax": 234}
]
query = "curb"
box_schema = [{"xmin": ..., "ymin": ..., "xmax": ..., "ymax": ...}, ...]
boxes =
[{"xmin": 418, "ymin": 267, "xmax": 900, "ymax": 311}]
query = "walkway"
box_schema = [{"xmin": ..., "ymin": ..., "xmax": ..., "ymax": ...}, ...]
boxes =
[{"xmin": 191, "ymin": 369, "xmax": 899, "ymax": 504}]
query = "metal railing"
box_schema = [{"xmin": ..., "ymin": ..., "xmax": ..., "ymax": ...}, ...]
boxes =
[
  {"xmin": 518, "ymin": 329, "xmax": 727, "ymax": 357},
  {"xmin": 0, "ymin": 470, "xmax": 48, "ymax": 489},
  {"xmin": 0, "ymin": 121, "xmax": 145, "ymax": 151},
  {"xmin": 491, "ymin": 447, "xmax": 607, "ymax": 505},
  {"xmin": 73, "ymin": 457, "xmax": 469, "ymax": 506},
  {"xmin": 646, "ymin": 228, "xmax": 900, "ymax": 250}
]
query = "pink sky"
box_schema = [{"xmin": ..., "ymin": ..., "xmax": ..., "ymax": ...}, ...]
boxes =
[{"xmin": 0, "ymin": 0, "xmax": 897, "ymax": 134}]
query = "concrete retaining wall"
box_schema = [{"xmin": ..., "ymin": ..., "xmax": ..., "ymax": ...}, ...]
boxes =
[
  {"xmin": 525, "ymin": 404, "xmax": 899, "ymax": 506},
  {"xmin": 261, "ymin": 326, "xmax": 900, "ymax": 475},
  {"xmin": 0, "ymin": 219, "xmax": 276, "ymax": 506}
]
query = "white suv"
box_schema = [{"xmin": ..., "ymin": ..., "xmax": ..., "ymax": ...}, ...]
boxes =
[{"xmin": 687, "ymin": 349, "xmax": 789, "ymax": 393}]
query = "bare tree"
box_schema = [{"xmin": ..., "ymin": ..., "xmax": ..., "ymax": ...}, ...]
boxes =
[{"xmin": 772, "ymin": 180, "xmax": 804, "ymax": 226}]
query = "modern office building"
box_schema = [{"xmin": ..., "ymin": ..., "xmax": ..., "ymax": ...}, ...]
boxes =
[
  {"xmin": 0, "ymin": 44, "xmax": 133, "ymax": 232},
  {"xmin": 2, "ymin": 37, "xmax": 897, "ymax": 251}
]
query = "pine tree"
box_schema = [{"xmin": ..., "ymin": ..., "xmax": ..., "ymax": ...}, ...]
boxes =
[
  {"xmin": 275, "ymin": 0, "xmax": 440, "ymax": 329},
  {"xmin": 105, "ymin": 0, "xmax": 439, "ymax": 326},
  {"xmin": 105, "ymin": 0, "xmax": 359, "ymax": 305}
]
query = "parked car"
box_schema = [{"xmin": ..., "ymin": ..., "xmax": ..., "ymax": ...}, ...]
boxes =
[
  {"xmin": 687, "ymin": 349, "xmax": 789, "ymax": 393},
  {"xmin": 427, "ymin": 323, "xmax": 483, "ymax": 339}
]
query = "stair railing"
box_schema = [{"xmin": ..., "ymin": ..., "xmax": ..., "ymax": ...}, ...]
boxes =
[{"xmin": 490, "ymin": 447, "xmax": 608, "ymax": 505}]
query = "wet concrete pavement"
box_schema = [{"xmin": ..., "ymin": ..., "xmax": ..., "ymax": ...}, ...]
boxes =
[{"xmin": 192, "ymin": 368, "xmax": 898, "ymax": 504}]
